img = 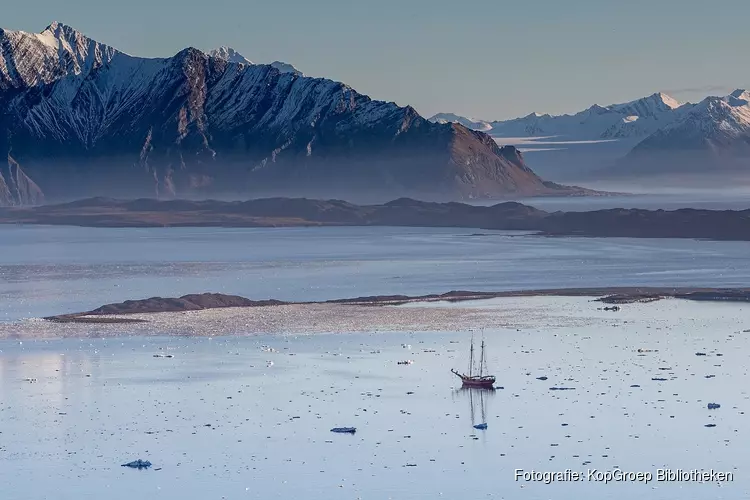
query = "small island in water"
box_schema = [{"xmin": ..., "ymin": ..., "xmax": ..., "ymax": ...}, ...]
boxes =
[{"xmin": 44, "ymin": 287, "xmax": 750, "ymax": 324}]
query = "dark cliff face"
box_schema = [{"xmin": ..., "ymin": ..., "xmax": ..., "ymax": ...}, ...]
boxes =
[{"xmin": 0, "ymin": 24, "xmax": 580, "ymax": 205}]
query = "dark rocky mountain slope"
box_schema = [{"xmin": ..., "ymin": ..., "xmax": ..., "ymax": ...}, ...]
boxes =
[{"xmin": 0, "ymin": 22, "xmax": 592, "ymax": 206}]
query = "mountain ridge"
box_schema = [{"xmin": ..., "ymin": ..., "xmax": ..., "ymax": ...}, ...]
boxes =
[
  {"xmin": 207, "ymin": 46, "xmax": 302, "ymax": 75},
  {"xmin": 429, "ymin": 91, "xmax": 686, "ymax": 140},
  {"xmin": 613, "ymin": 90, "xmax": 750, "ymax": 178},
  {"xmin": 431, "ymin": 89, "xmax": 750, "ymax": 183},
  {"xmin": 0, "ymin": 22, "xmax": 592, "ymax": 206},
  {"xmin": 3, "ymin": 195, "xmax": 750, "ymax": 241}
]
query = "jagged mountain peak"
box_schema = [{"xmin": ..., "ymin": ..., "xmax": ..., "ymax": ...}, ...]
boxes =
[
  {"xmin": 655, "ymin": 92, "xmax": 681, "ymax": 109},
  {"xmin": 207, "ymin": 46, "xmax": 252, "ymax": 65},
  {"xmin": 440, "ymin": 90, "xmax": 689, "ymax": 140},
  {"xmin": 428, "ymin": 93, "xmax": 684, "ymax": 140},
  {"xmin": 43, "ymin": 21, "xmax": 82, "ymax": 38},
  {"xmin": 585, "ymin": 104, "xmax": 610, "ymax": 115},
  {"xmin": 623, "ymin": 93, "xmax": 750, "ymax": 164},
  {"xmin": 606, "ymin": 92, "xmax": 681, "ymax": 119},
  {"xmin": 692, "ymin": 95, "xmax": 735, "ymax": 113},
  {"xmin": 646, "ymin": 92, "xmax": 681, "ymax": 109},
  {"xmin": 269, "ymin": 60, "xmax": 302, "ymax": 76},
  {"xmin": 427, "ymin": 113, "xmax": 492, "ymax": 131},
  {"xmin": 0, "ymin": 22, "xmax": 580, "ymax": 205},
  {"xmin": 727, "ymin": 89, "xmax": 750, "ymax": 105},
  {"xmin": 176, "ymin": 46, "xmax": 207, "ymax": 58},
  {"xmin": 207, "ymin": 48, "xmax": 302, "ymax": 75},
  {"xmin": 0, "ymin": 22, "xmax": 119, "ymax": 89},
  {"xmin": 39, "ymin": 21, "xmax": 119, "ymax": 58}
]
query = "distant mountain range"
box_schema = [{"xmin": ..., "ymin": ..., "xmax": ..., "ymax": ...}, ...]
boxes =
[
  {"xmin": 430, "ymin": 90, "xmax": 750, "ymax": 184},
  {"xmin": 429, "ymin": 113, "xmax": 493, "ymax": 132},
  {"xmin": 618, "ymin": 90, "xmax": 750, "ymax": 177},
  {"xmin": 0, "ymin": 23, "xmax": 590, "ymax": 206},
  {"xmin": 430, "ymin": 92, "xmax": 683, "ymax": 140}
]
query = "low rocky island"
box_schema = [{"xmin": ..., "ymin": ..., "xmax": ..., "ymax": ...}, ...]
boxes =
[
  {"xmin": 43, "ymin": 287, "xmax": 750, "ymax": 324},
  {"xmin": 1, "ymin": 286, "xmax": 747, "ymax": 340},
  {"xmin": 2, "ymin": 197, "xmax": 750, "ymax": 240}
]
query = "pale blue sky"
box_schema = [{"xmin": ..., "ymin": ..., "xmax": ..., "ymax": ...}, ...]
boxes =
[{"xmin": 6, "ymin": 0, "xmax": 749, "ymax": 119}]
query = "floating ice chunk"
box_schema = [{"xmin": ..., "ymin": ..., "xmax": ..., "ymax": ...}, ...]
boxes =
[
  {"xmin": 330, "ymin": 427, "xmax": 356, "ymax": 434},
  {"xmin": 121, "ymin": 459, "xmax": 152, "ymax": 469}
]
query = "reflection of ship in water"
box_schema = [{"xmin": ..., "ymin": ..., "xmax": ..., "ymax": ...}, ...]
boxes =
[{"xmin": 455, "ymin": 386, "xmax": 494, "ymax": 430}]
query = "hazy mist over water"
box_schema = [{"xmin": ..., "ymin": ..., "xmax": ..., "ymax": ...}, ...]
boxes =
[{"xmin": 500, "ymin": 192, "xmax": 750, "ymax": 212}]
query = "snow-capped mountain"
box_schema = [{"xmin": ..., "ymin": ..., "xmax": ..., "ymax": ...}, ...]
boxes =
[
  {"xmin": 207, "ymin": 46, "xmax": 252, "ymax": 65},
  {"xmin": 268, "ymin": 61, "xmax": 302, "ymax": 76},
  {"xmin": 430, "ymin": 92, "xmax": 685, "ymax": 140},
  {"xmin": 600, "ymin": 93, "xmax": 685, "ymax": 139},
  {"xmin": 608, "ymin": 92, "xmax": 681, "ymax": 118},
  {"xmin": 0, "ymin": 21, "xmax": 119, "ymax": 89},
  {"xmin": 0, "ymin": 23, "xmax": 583, "ymax": 205},
  {"xmin": 726, "ymin": 88, "xmax": 750, "ymax": 106},
  {"xmin": 208, "ymin": 47, "xmax": 302, "ymax": 75},
  {"xmin": 428, "ymin": 113, "xmax": 492, "ymax": 131},
  {"xmin": 615, "ymin": 89, "xmax": 750, "ymax": 177},
  {"xmin": 637, "ymin": 91, "xmax": 750, "ymax": 149}
]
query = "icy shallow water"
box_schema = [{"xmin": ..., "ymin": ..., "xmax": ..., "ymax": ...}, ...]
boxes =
[
  {"xmin": 3, "ymin": 225, "xmax": 750, "ymax": 322},
  {"xmin": 1, "ymin": 298, "xmax": 749, "ymax": 499}
]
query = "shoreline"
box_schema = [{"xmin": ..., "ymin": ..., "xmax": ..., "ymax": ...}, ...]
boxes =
[
  {"xmin": 45, "ymin": 286, "xmax": 750, "ymax": 324},
  {"xmin": 2, "ymin": 196, "xmax": 750, "ymax": 241},
  {"xmin": 3, "ymin": 288, "xmax": 749, "ymax": 341}
]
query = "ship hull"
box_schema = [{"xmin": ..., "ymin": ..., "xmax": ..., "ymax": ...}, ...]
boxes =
[
  {"xmin": 460, "ymin": 377, "xmax": 496, "ymax": 389},
  {"xmin": 452, "ymin": 369, "xmax": 496, "ymax": 389}
]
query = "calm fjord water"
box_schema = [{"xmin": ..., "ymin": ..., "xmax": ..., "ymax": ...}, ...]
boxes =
[
  {"xmin": 1, "ymin": 298, "xmax": 749, "ymax": 500},
  {"xmin": 2, "ymin": 225, "xmax": 750, "ymax": 321},
  {"xmin": 2, "ymin": 225, "xmax": 750, "ymax": 500}
]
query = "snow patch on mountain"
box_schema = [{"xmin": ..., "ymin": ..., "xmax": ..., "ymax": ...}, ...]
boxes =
[
  {"xmin": 208, "ymin": 47, "xmax": 302, "ymax": 75},
  {"xmin": 431, "ymin": 92, "xmax": 685, "ymax": 141},
  {"xmin": 726, "ymin": 88, "xmax": 750, "ymax": 107},
  {"xmin": 269, "ymin": 61, "xmax": 302, "ymax": 75},
  {"xmin": 599, "ymin": 89, "xmax": 750, "ymax": 182},
  {"xmin": 0, "ymin": 22, "xmax": 574, "ymax": 204},
  {"xmin": 609, "ymin": 92, "xmax": 681, "ymax": 117},
  {"xmin": 434, "ymin": 89, "xmax": 749, "ymax": 184},
  {"xmin": 490, "ymin": 93, "xmax": 684, "ymax": 140},
  {"xmin": 0, "ymin": 21, "xmax": 119, "ymax": 89},
  {"xmin": 428, "ymin": 113, "xmax": 492, "ymax": 131},
  {"xmin": 207, "ymin": 46, "xmax": 252, "ymax": 65},
  {"xmin": 632, "ymin": 92, "xmax": 750, "ymax": 151}
]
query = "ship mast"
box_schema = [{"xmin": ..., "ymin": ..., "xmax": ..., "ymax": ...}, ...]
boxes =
[
  {"xmin": 468, "ymin": 332, "xmax": 475, "ymax": 376},
  {"xmin": 479, "ymin": 340, "xmax": 485, "ymax": 377}
]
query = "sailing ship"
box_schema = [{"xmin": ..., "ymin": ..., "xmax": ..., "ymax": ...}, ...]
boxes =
[{"xmin": 451, "ymin": 333, "xmax": 496, "ymax": 389}]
